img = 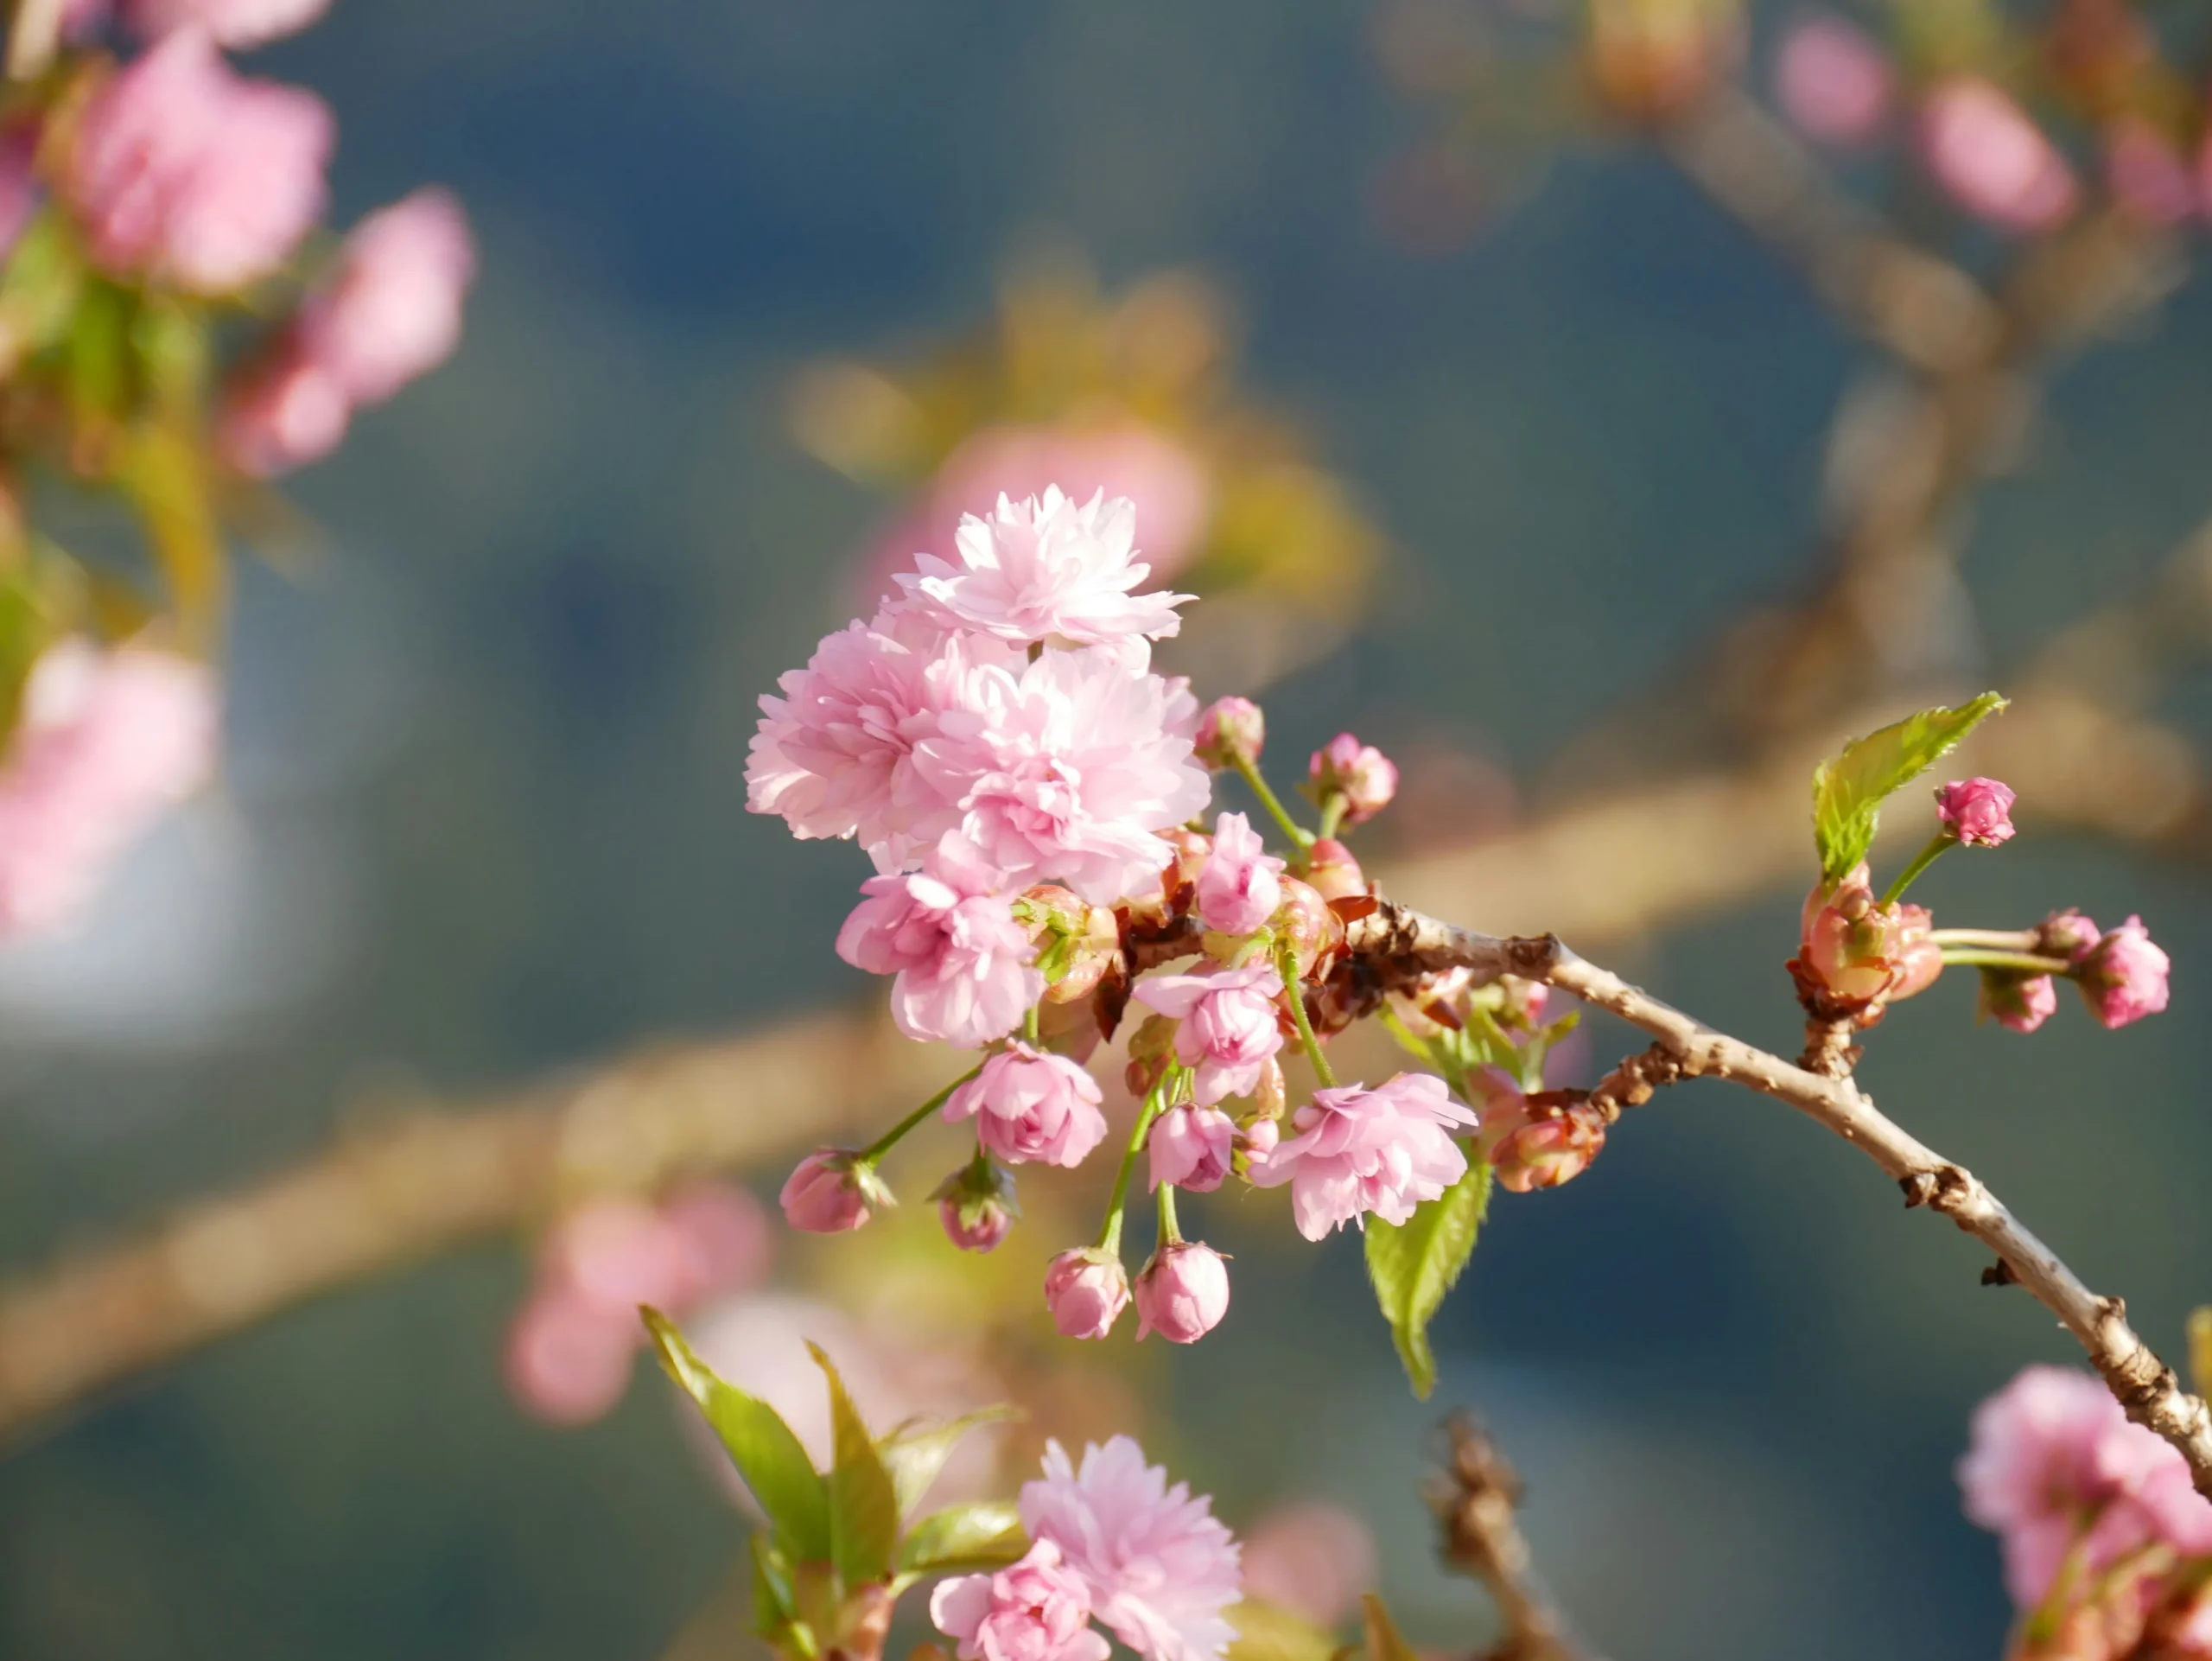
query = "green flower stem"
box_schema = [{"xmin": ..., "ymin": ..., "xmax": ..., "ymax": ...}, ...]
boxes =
[
  {"xmin": 1156, "ymin": 1181, "xmax": 1183, "ymax": 1247},
  {"xmin": 1096, "ymin": 1076, "xmax": 1171, "ymax": 1257},
  {"xmin": 1930, "ymin": 927, "xmax": 2043, "ymax": 951},
  {"xmin": 1232, "ymin": 753, "xmax": 1313, "ymax": 850},
  {"xmin": 1023, "ymin": 1003, "xmax": 1041, "ymax": 1045},
  {"xmin": 1276, "ymin": 938, "xmax": 1338, "ymax": 1089},
  {"xmin": 1879, "ymin": 832, "xmax": 1956, "ymax": 907},
  {"xmin": 858, "ymin": 1064, "xmax": 983, "ymax": 1164},
  {"xmin": 1315, "ymin": 797, "xmax": 1346, "ymax": 844},
  {"xmin": 1938, "ymin": 948, "xmax": 2076, "ymax": 976}
]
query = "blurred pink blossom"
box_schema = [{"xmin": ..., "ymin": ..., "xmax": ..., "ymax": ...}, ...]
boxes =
[
  {"xmin": 503, "ymin": 1287, "xmax": 636, "ymax": 1426},
  {"xmin": 538, "ymin": 1198, "xmax": 691, "ymax": 1319},
  {"xmin": 0, "ymin": 127, "xmax": 40, "ymax": 264},
  {"xmin": 67, "ymin": 28, "xmax": 332, "ymax": 292},
  {"xmin": 1239, "ymin": 1502, "xmax": 1376, "ymax": 1628},
  {"xmin": 0, "ymin": 640, "xmax": 216, "ymax": 936},
  {"xmin": 124, "ymin": 0, "xmax": 327, "ymax": 48},
  {"xmin": 2103, "ymin": 118, "xmax": 2197, "ymax": 226},
  {"xmin": 217, "ymin": 350, "xmax": 350, "ymax": 477},
  {"xmin": 1977, "ymin": 969, "xmax": 2056, "ymax": 1034},
  {"xmin": 298, "ymin": 187, "xmax": 475, "ymax": 404},
  {"xmin": 1774, "ymin": 14, "xmax": 1893, "ymax": 148},
  {"xmin": 1918, "ymin": 78, "xmax": 2078, "ymax": 235}
]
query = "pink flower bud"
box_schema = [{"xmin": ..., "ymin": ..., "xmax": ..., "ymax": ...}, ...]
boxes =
[
  {"xmin": 1196, "ymin": 811, "xmax": 1283, "ymax": 938},
  {"xmin": 1304, "ymin": 837, "xmax": 1366, "ymax": 902},
  {"xmin": 1147, "ymin": 1103, "xmax": 1236, "ymax": 1193},
  {"xmin": 1020, "ymin": 884, "xmax": 1122, "ymax": 1004},
  {"xmin": 1794, "ymin": 870, "xmax": 1940, "ymax": 1015},
  {"xmin": 1193, "ymin": 696, "xmax": 1265, "ymax": 768},
  {"xmin": 933, "ymin": 1159, "xmax": 1018, "ymax": 1254},
  {"xmin": 2074, "ymin": 914, "xmax": 2170, "ymax": 1029},
  {"xmin": 298, "ymin": 187, "xmax": 476, "ymax": 406},
  {"xmin": 1891, "ymin": 903, "xmax": 1943, "ymax": 1002},
  {"xmin": 1978, "ymin": 969, "xmax": 2056, "ymax": 1034},
  {"xmin": 1472, "ymin": 1070, "xmax": 1606, "ymax": 1193},
  {"xmin": 1043, "ymin": 1247, "xmax": 1131, "ymax": 1340},
  {"xmin": 1238, "ymin": 1113, "xmax": 1281, "ymax": 1162},
  {"xmin": 1270, "ymin": 876, "xmax": 1344, "ymax": 980},
  {"xmin": 779, "ymin": 1149, "xmax": 884, "ymax": 1234},
  {"xmin": 1775, "ymin": 13, "xmax": 1893, "ymax": 148},
  {"xmin": 1918, "ymin": 77, "xmax": 2078, "ymax": 235},
  {"xmin": 2038, "ymin": 908, "xmax": 2101, "ymax": 959},
  {"xmin": 1935, "ymin": 776, "xmax": 2017, "ymax": 847},
  {"xmin": 945, "ymin": 1043, "xmax": 1109, "ymax": 1168},
  {"xmin": 1306, "ymin": 733, "xmax": 1398, "ymax": 824},
  {"xmin": 1133, "ymin": 1241, "xmax": 1230, "ymax": 1344}
]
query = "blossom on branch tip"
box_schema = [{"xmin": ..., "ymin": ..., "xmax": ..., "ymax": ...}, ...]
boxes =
[
  {"xmin": 931, "ymin": 1538, "xmax": 1110, "ymax": 1661},
  {"xmin": 2074, "ymin": 915, "xmax": 2170, "ymax": 1029},
  {"xmin": 1247, "ymin": 1072, "xmax": 1477, "ymax": 1240},
  {"xmin": 1134, "ymin": 1242, "xmax": 1230, "ymax": 1344},
  {"xmin": 1130, "ymin": 962, "xmax": 1287, "ymax": 1108},
  {"xmin": 838, "ymin": 833, "xmax": 1042, "ymax": 1049},
  {"xmin": 1192, "ymin": 697, "xmax": 1264, "ymax": 769},
  {"xmin": 779, "ymin": 1150, "xmax": 887, "ymax": 1234},
  {"xmin": 945, "ymin": 1043, "xmax": 1109, "ymax": 1168},
  {"xmin": 1306, "ymin": 734, "xmax": 1396, "ymax": 825},
  {"xmin": 1935, "ymin": 776, "xmax": 2017, "ymax": 847},
  {"xmin": 1147, "ymin": 1104, "xmax": 1236, "ymax": 1193},
  {"xmin": 894, "ymin": 487, "xmax": 1192, "ymax": 663},
  {"xmin": 1020, "ymin": 1436, "xmax": 1243, "ymax": 1661},
  {"xmin": 1043, "ymin": 1249, "xmax": 1131, "ymax": 1340},
  {"xmin": 1195, "ymin": 811, "xmax": 1282, "ymax": 938},
  {"xmin": 1977, "ymin": 968, "xmax": 2056, "ymax": 1034}
]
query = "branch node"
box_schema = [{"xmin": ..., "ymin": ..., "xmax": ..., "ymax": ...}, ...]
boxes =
[
  {"xmin": 1900, "ymin": 1172, "xmax": 1939, "ymax": 1208},
  {"xmin": 1584, "ymin": 1043, "xmax": 1686, "ymax": 1123},
  {"xmin": 1981, "ymin": 1258, "xmax": 2017, "ymax": 1288}
]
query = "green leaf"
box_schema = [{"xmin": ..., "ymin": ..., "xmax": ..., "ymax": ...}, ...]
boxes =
[
  {"xmin": 1360, "ymin": 1596, "xmax": 1420, "ymax": 1661},
  {"xmin": 1811, "ymin": 693, "xmax": 2007, "ymax": 881},
  {"xmin": 644, "ymin": 1308, "xmax": 831, "ymax": 1562},
  {"xmin": 881, "ymin": 1405, "xmax": 1023, "ymax": 1518},
  {"xmin": 809, "ymin": 1341, "xmax": 901, "ymax": 1588},
  {"xmin": 1364, "ymin": 1156, "xmax": 1492, "ymax": 1398},
  {"xmin": 1227, "ymin": 1600, "xmax": 1342, "ymax": 1661},
  {"xmin": 752, "ymin": 1532, "xmax": 800, "ymax": 1632},
  {"xmin": 895, "ymin": 1500, "xmax": 1027, "ymax": 1576}
]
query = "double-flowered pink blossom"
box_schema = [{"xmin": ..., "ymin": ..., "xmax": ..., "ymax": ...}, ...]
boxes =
[
  {"xmin": 1936, "ymin": 776, "xmax": 2017, "ymax": 847},
  {"xmin": 932, "ymin": 1538, "xmax": 1111, "ymax": 1661},
  {"xmin": 124, "ymin": 0, "xmax": 328, "ymax": 48},
  {"xmin": 837, "ymin": 833, "xmax": 1041, "ymax": 1048},
  {"xmin": 1020, "ymin": 1437, "xmax": 1243, "ymax": 1661},
  {"xmin": 1918, "ymin": 77, "xmax": 2078, "ymax": 235},
  {"xmin": 1194, "ymin": 811, "xmax": 1281, "ymax": 937},
  {"xmin": 1044, "ymin": 1248, "xmax": 1131, "ymax": 1340},
  {"xmin": 0, "ymin": 640, "xmax": 217, "ymax": 936},
  {"xmin": 1774, "ymin": 13, "xmax": 1892, "ymax": 147},
  {"xmin": 1307, "ymin": 734, "xmax": 1396, "ymax": 824},
  {"xmin": 1146, "ymin": 1104, "xmax": 1236, "ymax": 1193},
  {"xmin": 2074, "ymin": 915, "xmax": 2171, "ymax": 1029},
  {"xmin": 896, "ymin": 488, "xmax": 1192, "ymax": 665},
  {"xmin": 1130, "ymin": 962, "xmax": 1287, "ymax": 1108},
  {"xmin": 67, "ymin": 28, "xmax": 331, "ymax": 292},
  {"xmin": 1960, "ymin": 1365, "xmax": 2212, "ymax": 1607},
  {"xmin": 1134, "ymin": 1242, "xmax": 1230, "ymax": 1344},
  {"xmin": 946, "ymin": 1043, "xmax": 1109, "ymax": 1169},
  {"xmin": 1248, "ymin": 1072, "xmax": 1477, "ymax": 1240}
]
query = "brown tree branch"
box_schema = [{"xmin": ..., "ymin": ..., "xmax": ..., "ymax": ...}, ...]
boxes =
[
  {"xmin": 1344, "ymin": 903, "xmax": 2212, "ymax": 1499},
  {"xmin": 1428, "ymin": 1411, "xmax": 1596, "ymax": 1661}
]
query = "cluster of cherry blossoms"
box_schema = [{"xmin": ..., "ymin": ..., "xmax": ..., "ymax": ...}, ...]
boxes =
[{"xmin": 1962, "ymin": 1365, "xmax": 2212, "ymax": 1658}]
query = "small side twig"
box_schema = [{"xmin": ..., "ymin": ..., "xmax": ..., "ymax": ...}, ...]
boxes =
[{"xmin": 1427, "ymin": 1412, "xmax": 1597, "ymax": 1661}]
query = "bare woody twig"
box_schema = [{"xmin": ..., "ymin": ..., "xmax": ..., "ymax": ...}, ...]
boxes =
[
  {"xmin": 1428, "ymin": 1411, "xmax": 1597, "ymax": 1661},
  {"xmin": 1344, "ymin": 903, "xmax": 2212, "ymax": 1500}
]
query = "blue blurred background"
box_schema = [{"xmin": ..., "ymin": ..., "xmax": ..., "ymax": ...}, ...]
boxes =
[{"xmin": 4, "ymin": 1, "xmax": 2212, "ymax": 1656}]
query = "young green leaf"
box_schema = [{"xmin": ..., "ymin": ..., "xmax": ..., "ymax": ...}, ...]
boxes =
[
  {"xmin": 1225, "ymin": 1600, "xmax": 1342, "ymax": 1661},
  {"xmin": 643, "ymin": 1308, "xmax": 831, "ymax": 1562},
  {"xmin": 895, "ymin": 1500, "xmax": 1028, "ymax": 1577},
  {"xmin": 752, "ymin": 1532, "xmax": 800, "ymax": 1632},
  {"xmin": 1812, "ymin": 693, "xmax": 2007, "ymax": 882},
  {"xmin": 1360, "ymin": 1596, "xmax": 1421, "ymax": 1661},
  {"xmin": 1364, "ymin": 1157, "xmax": 1492, "ymax": 1398},
  {"xmin": 881, "ymin": 1405, "xmax": 1024, "ymax": 1518},
  {"xmin": 809, "ymin": 1341, "xmax": 902, "ymax": 1588}
]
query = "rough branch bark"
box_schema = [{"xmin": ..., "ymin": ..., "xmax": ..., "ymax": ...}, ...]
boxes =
[{"xmin": 1344, "ymin": 903, "xmax": 2212, "ymax": 1499}]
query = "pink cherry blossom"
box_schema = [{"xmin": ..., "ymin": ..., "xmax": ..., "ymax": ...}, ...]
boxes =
[
  {"xmin": 932, "ymin": 1538, "xmax": 1111, "ymax": 1661},
  {"xmin": 1022, "ymin": 1437, "xmax": 1243, "ymax": 1661},
  {"xmin": 779, "ymin": 1150, "xmax": 877, "ymax": 1234},
  {"xmin": 1240, "ymin": 1502, "xmax": 1376, "ymax": 1629},
  {"xmin": 658, "ymin": 1182, "xmax": 773, "ymax": 1305},
  {"xmin": 1307, "ymin": 734, "xmax": 1397, "ymax": 824},
  {"xmin": 1978, "ymin": 969, "xmax": 2056, "ymax": 1034},
  {"xmin": 1247, "ymin": 1072, "xmax": 1478, "ymax": 1240},
  {"xmin": 945, "ymin": 1043, "xmax": 1109, "ymax": 1168},
  {"xmin": 67, "ymin": 28, "xmax": 332, "ymax": 292},
  {"xmin": 2074, "ymin": 915, "xmax": 2170, "ymax": 1029},
  {"xmin": 1918, "ymin": 77, "xmax": 2078, "ymax": 235},
  {"xmin": 503, "ymin": 1286, "xmax": 637, "ymax": 1426},
  {"xmin": 1134, "ymin": 1242, "xmax": 1230, "ymax": 1344},
  {"xmin": 912, "ymin": 645, "xmax": 1211, "ymax": 904},
  {"xmin": 1044, "ymin": 1248, "xmax": 1131, "ymax": 1340},
  {"xmin": 894, "ymin": 487, "xmax": 1192, "ymax": 663},
  {"xmin": 838, "ymin": 833, "xmax": 1042, "ymax": 1049},
  {"xmin": 1774, "ymin": 14, "xmax": 1892, "ymax": 147},
  {"xmin": 1795, "ymin": 867, "xmax": 1939, "ymax": 1013},
  {"xmin": 537, "ymin": 1198, "xmax": 691, "ymax": 1318},
  {"xmin": 1935, "ymin": 776, "xmax": 2017, "ymax": 847},
  {"xmin": 298, "ymin": 187, "xmax": 475, "ymax": 404},
  {"xmin": 1146, "ymin": 1104, "xmax": 1236, "ymax": 1193},
  {"xmin": 217, "ymin": 347, "xmax": 351, "ymax": 477},
  {"xmin": 1471, "ymin": 1069, "xmax": 1607, "ymax": 1193},
  {"xmin": 0, "ymin": 640, "xmax": 217, "ymax": 936},
  {"xmin": 1194, "ymin": 811, "xmax": 1282, "ymax": 937},
  {"xmin": 124, "ymin": 0, "xmax": 328, "ymax": 48},
  {"xmin": 1131, "ymin": 962, "xmax": 1287, "ymax": 1108},
  {"xmin": 1192, "ymin": 697, "xmax": 1263, "ymax": 768}
]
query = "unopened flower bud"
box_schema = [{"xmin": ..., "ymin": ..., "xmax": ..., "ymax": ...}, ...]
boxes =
[
  {"xmin": 1977, "ymin": 968, "xmax": 2056, "ymax": 1034},
  {"xmin": 1193, "ymin": 696, "xmax": 1265, "ymax": 768},
  {"xmin": 1794, "ymin": 869, "xmax": 1938, "ymax": 1015},
  {"xmin": 1891, "ymin": 904, "xmax": 1943, "ymax": 1002},
  {"xmin": 932, "ymin": 1159, "xmax": 1019, "ymax": 1253},
  {"xmin": 1935, "ymin": 777, "xmax": 2017, "ymax": 848},
  {"xmin": 1134, "ymin": 1241, "xmax": 1230, "ymax": 1344},
  {"xmin": 779, "ymin": 1149, "xmax": 888, "ymax": 1234},
  {"xmin": 1472, "ymin": 1070, "xmax": 1606, "ymax": 1193},
  {"xmin": 1019, "ymin": 883, "xmax": 1122, "ymax": 1004},
  {"xmin": 1236, "ymin": 1112, "xmax": 1281, "ymax": 1168},
  {"xmin": 1043, "ymin": 1247, "xmax": 1131, "ymax": 1340},
  {"xmin": 2074, "ymin": 914, "xmax": 2171, "ymax": 1029},
  {"xmin": 1125, "ymin": 1011, "xmax": 1179, "ymax": 1098},
  {"xmin": 1270, "ymin": 876, "xmax": 1344, "ymax": 980},
  {"xmin": 1304, "ymin": 837, "xmax": 1366, "ymax": 902},
  {"xmin": 1495, "ymin": 975, "xmax": 1550, "ymax": 1034},
  {"xmin": 1306, "ymin": 734, "xmax": 1398, "ymax": 825},
  {"xmin": 2037, "ymin": 908, "xmax": 2101, "ymax": 960}
]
